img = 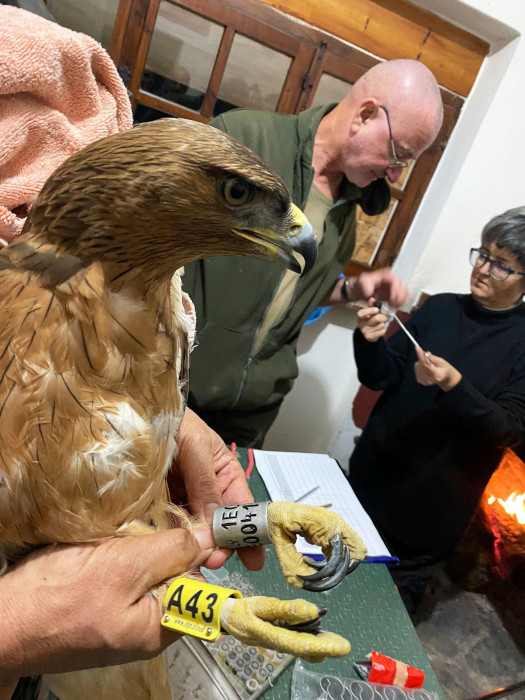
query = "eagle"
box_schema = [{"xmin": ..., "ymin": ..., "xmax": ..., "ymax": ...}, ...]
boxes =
[{"xmin": 0, "ymin": 119, "xmax": 365, "ymax": 699}]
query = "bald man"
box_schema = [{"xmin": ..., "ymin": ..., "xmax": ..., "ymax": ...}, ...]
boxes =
[{"xmin": 182, "ymin": 59, "xmax": 444, "ymax": 448}]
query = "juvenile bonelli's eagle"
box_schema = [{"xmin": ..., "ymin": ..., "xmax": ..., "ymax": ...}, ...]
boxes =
[{"xmin": 0, "ymin": 119, "xmax": 365, "ymax": 699}]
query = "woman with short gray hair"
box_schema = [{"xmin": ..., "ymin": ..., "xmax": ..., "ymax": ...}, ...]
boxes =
[{"xmin": 349, "ymin": 206, "xmax": 525, "ymax": 613}]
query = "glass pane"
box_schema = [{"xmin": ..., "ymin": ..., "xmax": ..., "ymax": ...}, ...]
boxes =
[
  {"xmin": 351, "ymin": 200, "xmax": 398, "ymax": 266},
  {"xmin": 311, "ymin": 73, "xmax": 352, "ymax": 107},
  {"xmin": 215, "ymin": 34, "xmax": 291, "ymax": 115},
  {"xmin": 47, "ymin": 0, "xmax": 119, "ymax": 49},
  {"xmin": 141, "ymin": 2, "xmax": 224, "ymax": 113},
  {"xmin": 134, "ymin": 104, "xmax": 176, "ymax": 123}
]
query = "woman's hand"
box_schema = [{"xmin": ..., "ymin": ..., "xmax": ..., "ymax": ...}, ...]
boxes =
[
  {"xmin": 356, "ymin": 298, "xmax": 388, "ymax": 342},
  {"xmin": 414, "ymin": 347, "xmax": 462, "ymax": 391}
]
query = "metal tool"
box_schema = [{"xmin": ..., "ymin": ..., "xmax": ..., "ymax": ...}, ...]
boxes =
[
  {"xmin": 374, "ymin": 301, "xmax": 432, "ymax": 362},
  {"xmin": 389, "ymin": 313, "xmax": 421, "ymax": 350},
  {"xmin": 373, "ymin": 301, "xmax": 420, "ymax": 350}
]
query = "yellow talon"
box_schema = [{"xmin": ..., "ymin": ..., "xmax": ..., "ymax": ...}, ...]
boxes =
[
  {"xmin": 267, "ymin": 502, "xmax": 366, "ymax": 589},
  {"xmin": 219, "ymin": 596, "xmax": 350, "ymax": 661}
]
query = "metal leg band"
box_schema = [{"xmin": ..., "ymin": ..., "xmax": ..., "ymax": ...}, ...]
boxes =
[{"xmin": 212, "ymin": 502, "xmax": 271, "ymax": 548}]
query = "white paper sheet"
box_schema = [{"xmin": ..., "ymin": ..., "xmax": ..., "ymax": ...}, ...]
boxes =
[{"xmin": 253, "ymin": 449, "xmax": 397, "ymax": 562}]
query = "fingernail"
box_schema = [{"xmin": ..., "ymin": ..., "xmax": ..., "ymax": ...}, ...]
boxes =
[
  {"xmin": 204, "ymin": 502, "xmax": 219, "ymax": 525},
  {"xmin": 195, "ymin": 528, "xmax": 215, "ymax": 551}
]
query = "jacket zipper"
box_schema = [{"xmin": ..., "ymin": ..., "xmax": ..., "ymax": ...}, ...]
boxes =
[{"xmin": 230, "ymin": 268, "xmax": 287, "ymax": 409}]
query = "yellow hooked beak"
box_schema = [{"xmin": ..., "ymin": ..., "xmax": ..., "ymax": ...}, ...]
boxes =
[{"xmin": 233, "ymin": 203, "xmax": 318, "ymax": 275}]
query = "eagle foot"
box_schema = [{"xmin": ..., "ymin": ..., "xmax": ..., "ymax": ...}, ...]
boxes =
[
  {"xmin": 212, "ymin": 501, "xmax": 366, "ymax": 592},
  {"xmin": 220, "ymin": 596, "xmax": 350, "ymax": 661}
]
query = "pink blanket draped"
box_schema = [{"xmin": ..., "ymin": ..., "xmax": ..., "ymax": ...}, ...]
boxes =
[{"xmin": 0, "ymin": 6, "xmax": 133, "ymax": 244}]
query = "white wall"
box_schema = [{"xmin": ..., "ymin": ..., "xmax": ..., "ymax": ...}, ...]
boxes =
[{"xmin": 264, "ymin": 0, "xmax": 525, "ymax": 465}]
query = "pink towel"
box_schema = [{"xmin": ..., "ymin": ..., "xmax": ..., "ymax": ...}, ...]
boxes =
[{"xmin": 0, "ymin": 6, "xmax": 133, "ymax": 244}]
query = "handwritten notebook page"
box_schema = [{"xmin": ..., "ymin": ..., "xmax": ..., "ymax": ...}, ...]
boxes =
[{"xmin": 253, "ymin": 449, "xmax": 396, "ymax": 562}]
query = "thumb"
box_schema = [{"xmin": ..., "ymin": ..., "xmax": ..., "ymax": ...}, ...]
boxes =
[{"xmin": 127, "ymin": 527, "xmax": 216, "ymax": 593}]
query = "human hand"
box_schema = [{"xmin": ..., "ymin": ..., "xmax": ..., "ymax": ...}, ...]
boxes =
[
  {"xmin": 220, "ymin": 596, "xmax": 350, "ymax": 662},
  {"xmin": 356, "ymin": 298, "xmax": 388, "ymax": 342},
  {"xmin": 352, "ymin": 268, "xmax": 408, "ymax": 308},
  {"xmin": 169, "ymin": 408, "xmax": 265, "ymax": 572},
  {"xmin": 414, "ymin": 347, "xmax": 462, "ymax": 391},
  {"xmin": 267, "ymin": 502, "xmax": 366, "ymax": 590},
  {"xmin": 0, "ymin": 528, "xmax": 215, "ymax": 681}
]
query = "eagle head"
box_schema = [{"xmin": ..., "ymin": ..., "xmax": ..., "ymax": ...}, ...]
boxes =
[{"xmin": 24, "ymin": 118, "xmax": 317, "ymax": 279}]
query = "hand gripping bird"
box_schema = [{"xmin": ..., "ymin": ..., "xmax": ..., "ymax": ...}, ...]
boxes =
[{"xmin": 0, "ymin": 119, "xmax": 366, "ymax": 699}]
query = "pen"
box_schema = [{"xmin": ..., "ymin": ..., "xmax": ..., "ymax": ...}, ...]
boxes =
[{"xmin": 295, "ymin": 485, "xmax": 320, "ymax": 502}]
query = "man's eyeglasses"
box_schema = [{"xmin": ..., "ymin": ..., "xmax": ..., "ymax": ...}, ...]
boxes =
[
  {"xmin": 378, "ymin": 105, "xmax": 409, "ymax": 169},
  {"xmin": 469, "ymin": 247, "xmax": 525, "ymax": 281}
]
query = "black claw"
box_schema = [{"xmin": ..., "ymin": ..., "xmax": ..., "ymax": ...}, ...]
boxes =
[
  {"xmin": 302, "ymin": 556, "xmax": 325, "ymax": 571},
  {"xmin": 347, "ymin": 558, "xmax": 361, "ymax": 574},
  {"xmin": 302, "ymin": 546, "xmax": 351, "ymax": 592},
  {"xmin": 299, "ymin": 534, "xmax": 344, "ymax": 583},
  {"xmin": 298, "ymin": 534, "xmax": 361, "ymax": 592},
  {"xmin": 329, "ymin": 533, "xmax": 344, "ymax": 557},
  {"xmin": 299, "ymin": 555, "xmax": 340, "ymax": 582},
  {"xmin": 274, "ymin": 605, "xmax": 327, "ymax": 635},
  {"xmin": 280, "ymin": 617, "xmax": 323, "ymax": 634}
]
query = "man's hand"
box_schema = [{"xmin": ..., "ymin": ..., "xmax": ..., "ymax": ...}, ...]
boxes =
[
  {"xmin": 414, "ymin": 347, "xmax": 462, "ymax": 391},
  {"xmin": 0, "ymin": 528, "xmax": 215, "ymax": 684},
  {"xmin": 356, "ymin": 299, "xmax": 388, "ymax": 342},
  {"xmin": 351, "ymin": 268, "xmax": 408, "ymax": 308},
  {"xmin": 325, "ymin": 268, "xmax": 407, "ymax": 308},
  {"xmin": 169, "ymin": 408, "xmax": 265, "ymax": 572}
]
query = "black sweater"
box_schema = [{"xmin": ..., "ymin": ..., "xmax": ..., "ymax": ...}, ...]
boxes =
[{"xmin": 349, "ymin": 293, "xmax": 525, "ymax": 557}]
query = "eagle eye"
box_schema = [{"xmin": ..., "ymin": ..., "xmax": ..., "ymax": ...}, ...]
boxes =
[{"xmin": 220, "ymin": 176, "xmax": 254, "ymax": 206}]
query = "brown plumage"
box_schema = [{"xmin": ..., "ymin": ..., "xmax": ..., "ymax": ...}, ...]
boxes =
[{"xmin": 0, "ymin": 119, "xmax": 316, "ymax": 699}]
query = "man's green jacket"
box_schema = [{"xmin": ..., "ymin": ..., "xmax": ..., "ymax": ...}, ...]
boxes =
[{"xmin": 182, "ymin": 104, "xmax": 390, "ymax": 446}]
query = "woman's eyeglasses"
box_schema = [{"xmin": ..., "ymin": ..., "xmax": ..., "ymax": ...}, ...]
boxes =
[{"xmin": 469, "ymin": 247, "xmax": 525, "ymax": 281}]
